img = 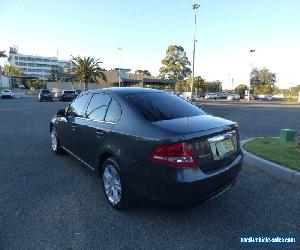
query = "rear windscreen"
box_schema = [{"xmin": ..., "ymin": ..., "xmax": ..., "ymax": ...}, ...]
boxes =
[
  {"xmin": 41, "ymin": 90, "xmax": 50, "ymax": 93},
  {"xmin": 124, "ymin": 92, "xmax": 205, "ymax": 122}
]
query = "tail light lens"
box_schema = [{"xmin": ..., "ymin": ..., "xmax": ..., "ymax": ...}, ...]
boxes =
[{"xmin": 149, "ymin": 142, "xmax": 197, "ymax": 168}]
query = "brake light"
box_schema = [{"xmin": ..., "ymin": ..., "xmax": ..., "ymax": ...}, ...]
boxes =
[{"xmin": 149, "ymin": 142, "xmax": 197, "ymax": 168}]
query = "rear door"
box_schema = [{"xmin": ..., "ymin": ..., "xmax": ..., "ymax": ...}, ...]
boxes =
[{"xmin": 74, "ymin": 93, "xmax": 121, "ymax": 167}]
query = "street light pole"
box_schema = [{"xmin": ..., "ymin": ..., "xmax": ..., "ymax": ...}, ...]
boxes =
[
  {"xmin": 118, "ymin": 47, "xmax": 122, "ymax": 87},
  {"xmin": 248, "ymin": 49, "xmax": 255, "ymax": 101},
  {"xmin": 190, "ymin": 3, "xmax": 200, "ymax": 101}
]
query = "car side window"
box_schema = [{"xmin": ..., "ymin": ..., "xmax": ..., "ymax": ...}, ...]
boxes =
[
  {"xmin": 67, "ymin": 93, "xmax": 91, "ymax": 117},
  {"xmin": 105, "ymin": 98, "xmax": 121, "ymax": 123},
  {"xmin": 86, "ymin": 93, "xmax": 111, "ymax": 121}
]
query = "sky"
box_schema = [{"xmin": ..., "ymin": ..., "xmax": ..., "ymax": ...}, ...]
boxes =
[{"xmin": 0, "ymin": 0, "xmax": 300, "ymax": 89}]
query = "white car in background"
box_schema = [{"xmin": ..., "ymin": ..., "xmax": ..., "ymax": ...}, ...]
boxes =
[
  {"xmin": 227, "ymin": 94, "xmax": 240, "ymax": 100},
  {"xmin": 205, "ymin": 93, "xmax": 218, "ymax": 99},
  {"xmin": 272, "ymin": 94, "xmax": 284, "ymax": 99},
  {"xmin": 1, "ymin": 89, "xmax": 14, "ymax": 99},
  {"xmin": 53, "ymin": 92, "xmax": 61, "ymax": 98},
  {"xmin": 179, "ymin": 92, "xmax": 197, "ymax": 101},
  {"xmin": 265, "ymin": 95, "xmax": 273, "ymax": 101}
]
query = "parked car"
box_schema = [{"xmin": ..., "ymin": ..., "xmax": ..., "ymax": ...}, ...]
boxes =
[
  {"xmin": 18, "ymin": 84, "xmax": 26, "ymax": 89},
  {"xmin": 39, "ymin": 89, "xmax": 53, "ymax": 102},
  {"xmin": 165, "ymin": 90, "xmax": 176, "ymax": 96},
  {"xmin": 205, "ymin": 93, "xmax": 218, "ymax": 99},
  {"xmin": 245, "ymin": 94, "xmax": 258, "ymax": 100},
  {"xmin": 1, "ymin": 89, "xmax": 14, "ymax": 99},
  {"xmin": 258, "ymin": 94, "xmax": 266, "ymax": 99},
  {"xmin": 272, "ymin": 94, "xmax": 284, "ymax": 100},
  {"xmin": 52, "ymin": 92, "xmax": 60, "ymax": 98},
  {"xmin": 178, "ymin": 92, "xmax": 197, "ymax": 100},
  {"xmin": 50, "ymin": 88, "xmax": 243, "ymax": 210},
  {"xmin": 59, "ymin": 90, "xmax": 76, "ymax": 102},
  {"xmin": 227, "ymin": 94, "xmax": 240, "ymax": 101},
  {"xmin": 217, "ymin": 93, "xmax": 228, "ymax": 99},
  {"xmin": 75, "ymin": 89, "xmax": 83, "ymax": 97},
  {"xmin": 265, "ymin": 95, "xmax": 273, "ymax": 101}
]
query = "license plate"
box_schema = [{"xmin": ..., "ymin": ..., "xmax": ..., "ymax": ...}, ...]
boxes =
[{"xmin": 215, "ymin": 139, "xmax": 234, "ymax": 157}]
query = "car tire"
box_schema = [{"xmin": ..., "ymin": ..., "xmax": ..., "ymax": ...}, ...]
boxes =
[
  {"xmin": 101, "ymin": 157, "xmax": 131, "ymax": 210},
  {"xmin": 50, "ymin": 127, "xmax": 64, "ymax": 154}
]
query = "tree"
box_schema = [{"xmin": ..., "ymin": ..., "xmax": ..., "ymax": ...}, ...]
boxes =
[
  {"xmin": 185, "ymin": 76, "xmax": 207, "ymax": 94},
  {"xmin": 30, "ymin": 80, "xmax": 46, "ymax": 90},
  {"xmin": 3, "ymin": 64, "xmax": 22, "ymax": 88},
  {"xmin": 135, "ymin": 69, "xmax": 151, "ymax": 77},
  {"xmin": 206, "ymin": 80, "xmax": 222, "ymax": 93},
  {"xmin": 253, "ymin": 84, "xmax": 276, "ymax": 95},
  {"xmin": 3, "ymin": 64, "xmax": 22, "ymax": 76},
  {"xmin": 48, "ymin": 65, "xmax": 75, "ymax": 82},
  {"xmin": 48, "ymin": 66, "xmax": 61, "ymax": 82},
  {"xmin": 250, "ymin": 67, "xmax": 277, "ymax": 95},
  {"xmin": 250, "ymin": 67, "xmax": 276, "ymax": 87},
  {"xmin": 175, "ymin": 80, "xmax": 190, "ymax": 93},
  {"xmin": 0, "ymin": 50, "xmax": 7, "ymax": 58},
  {"xmin": 159, "ymin": 45, "xmax": 191, "ymax": 81},
  {"xmin": 70, "ymin": 56, "xmax": 106, "ymax": 91},
  {"xmin": 234, "ymin": 84, "xmax": 248, "ymax": 98},
  {"xmin": 192, "ymin": 76, "xmax": 206, "ymax": 94}
]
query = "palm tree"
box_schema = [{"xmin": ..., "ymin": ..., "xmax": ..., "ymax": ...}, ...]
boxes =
[
  {"xmin": 70, "ymin": 56, "xmax": 106, "ymax": 91},
  {"xmin": 0, "ymin": 50, "xmax": 7, "ymax": 58},
  {"xmin": 3, "ymin": 64, "xmax": 22, "ymax": 76},
  {"xmin": 3, "ymin": 64, "xmax": 22, "ymax": 88}
]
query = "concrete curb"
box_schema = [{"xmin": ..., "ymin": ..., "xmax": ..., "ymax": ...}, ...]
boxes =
[{"xmin": 241, "ymin": 138, "xmax": 300, "ymax": 185}]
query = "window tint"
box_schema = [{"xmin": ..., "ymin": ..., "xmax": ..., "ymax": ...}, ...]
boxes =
[
  {"xmin": 86, "ymin": 93, "xmax": 111, "ymax": 121},
  {"xmin": 64, "ymin": 91, "xmax": 75, "ymax": 95},
  {"xmin": 41, "ymin": 89, "xmax": 50, "ymax": 94},
  {"xmin": 105, "ymin": 98, "xmax": 121, "ymax": 123},
  {"xmin": 124, "ymin": 92, "xmax": 205, "ymax": 122},
  {"xmin": 67, "ymin": 93, "xmax": 91, "ymax": 117}
]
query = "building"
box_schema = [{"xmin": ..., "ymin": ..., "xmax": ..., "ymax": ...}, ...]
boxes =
[
  {"xmin": 8, "ymin": 47, "xmax": 73, "ymax": 80},
  {"xmin": 46, "ymin": 68, "xmax": 176, "ymax": 92},
  {"xmin": 98, "ymin": 68, "xmax": 176, "ymax": 90}
]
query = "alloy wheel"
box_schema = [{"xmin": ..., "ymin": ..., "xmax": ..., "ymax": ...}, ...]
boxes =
[
  {"xmin": 51, "ymin": 129, "xmax": 58, "ymax": 151},
  {"xmin": 103, "ymin": 164, "xmax": 122, "ymax": 205}
]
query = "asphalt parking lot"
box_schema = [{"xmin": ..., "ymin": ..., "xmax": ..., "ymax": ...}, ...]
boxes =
[{"xmin": 0, "ymin": 98, "xmax": 299, "ymax": 249}]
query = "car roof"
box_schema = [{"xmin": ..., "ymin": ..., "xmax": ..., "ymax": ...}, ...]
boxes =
[{"xmin": 87, "ymin": 87, "xmax": 163, "ymax": 95}]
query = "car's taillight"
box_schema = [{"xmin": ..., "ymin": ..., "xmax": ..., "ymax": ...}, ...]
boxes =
[{"xmin": 149, "ymin": 142, "xmax": 197, "ymax": 168}]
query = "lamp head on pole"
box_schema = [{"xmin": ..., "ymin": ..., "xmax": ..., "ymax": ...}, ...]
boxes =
[{"xmin": 192, "ymin": 3, "xmax": 200, "ymax": 9}]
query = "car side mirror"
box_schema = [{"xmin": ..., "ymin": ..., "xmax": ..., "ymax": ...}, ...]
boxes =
[{"xmin": 57, "ymin": 109, "xmax": 66, "ymax": 117}]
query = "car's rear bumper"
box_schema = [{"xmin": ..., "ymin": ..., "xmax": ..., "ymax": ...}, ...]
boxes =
[
  {"xmin": 40, "ymin": 96, "xmax": 53, "ymax": 100},
  {"xmin": 129, "ymin": 154, "xmax": 243, "ymax": 204},
  {"xmin": 60, "ymin": 96, "xmax": 74, "ymax": 101}
]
